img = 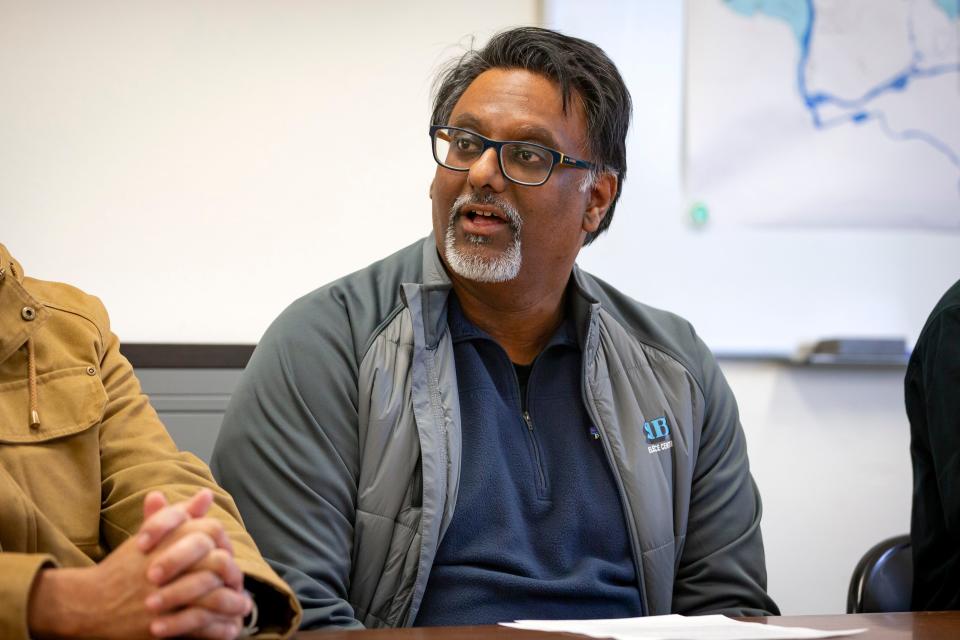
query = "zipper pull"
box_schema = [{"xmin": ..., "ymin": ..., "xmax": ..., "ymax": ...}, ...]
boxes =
[
  {"xmin": 589, "ymin": 425, "xmax": 601, "ymax": 441},
  {"xmin": 523, "ymin": 411, "xmax": 534, "ymax": 431}
]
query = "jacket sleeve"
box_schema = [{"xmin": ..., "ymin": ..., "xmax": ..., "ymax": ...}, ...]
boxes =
[
  {"xmin": 919, "ymin": 307, "xmax": 960, "ymax": 535},
  {"xmin": 0, "ymin": 554, "xmax": 58, "ymax": 640},
  {"xmin": 672, "ymin": 334, "xmax": 779, "ymax": 616},
  {"xmin": 95, "ymin": 315, "xmax": 302, "ymax": 638},
  {"xmin": 211, "ymin": 294, "xmax": 364, "ymax": 630}
]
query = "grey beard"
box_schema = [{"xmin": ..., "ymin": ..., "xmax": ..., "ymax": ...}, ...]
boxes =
[{"xmin": 443, "ymin": 193, "xmax": 523, "ymax": 283}]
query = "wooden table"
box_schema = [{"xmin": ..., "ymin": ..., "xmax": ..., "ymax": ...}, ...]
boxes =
[{"xmin": 294, "ymin": 611, "xmax": 960, "ymax": 639}]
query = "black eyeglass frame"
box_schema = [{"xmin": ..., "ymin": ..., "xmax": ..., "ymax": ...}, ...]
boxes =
[{"xmin": 429, "ymin": 125, "xmax": 596, "ymax": 187}]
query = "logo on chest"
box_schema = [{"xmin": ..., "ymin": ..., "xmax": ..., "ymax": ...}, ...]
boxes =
[{"xmin": 643, "ymin": 416, "xmax": 673, "ymax": 454}]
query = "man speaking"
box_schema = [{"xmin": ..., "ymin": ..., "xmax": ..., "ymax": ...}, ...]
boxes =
[{"xmin": 212, "ymin": 26, "xmax": 778, "ymax": 629}]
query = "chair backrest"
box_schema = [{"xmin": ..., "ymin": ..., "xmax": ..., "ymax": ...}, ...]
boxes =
[{"xmin": 847, "ymin": 534, "xmax": 913, "ymax": 613}]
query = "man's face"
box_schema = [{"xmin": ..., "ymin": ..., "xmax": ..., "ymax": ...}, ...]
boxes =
[{"xmin": 431, "ymin": 68, "xmax": 604, "ymax": 286}]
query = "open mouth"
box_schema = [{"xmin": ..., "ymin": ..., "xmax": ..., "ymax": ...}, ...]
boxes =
[
  {"xmin": 461, "ymin": 205, "xmax": 509, "ymax": 224},
  {"xmin": 448, "ymin": 193, "xmax": 522, "ymax": 240}
]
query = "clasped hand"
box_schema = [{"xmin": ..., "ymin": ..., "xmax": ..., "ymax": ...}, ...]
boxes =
[
  {"xmin": 29, "ymin": 489, "xmax": 251, "ymax": 639},
  {"xmin": 136, "ymin": 488, "xmax": 252, "ymax": 638}
]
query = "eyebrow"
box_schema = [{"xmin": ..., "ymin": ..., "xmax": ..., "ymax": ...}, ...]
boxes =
[
  {"xmin": 449, "ymin": 113, "xmax": 560, "ymax": 149},
  {"xmin": 512, "ymin": 124, "xmax": 559, "ymax": 149}
]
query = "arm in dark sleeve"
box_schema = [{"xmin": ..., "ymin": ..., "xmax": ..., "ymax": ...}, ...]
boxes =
[
  {"xmin": 921, "ymin": 307, "xmax": 960, "ymax": 536},
  {"xmin": 211, "ymin": 295, "xmax": 364, "ymax": 630},
  {"xmin": 672, "ymin": 335, "xmax": 779, "ymax": 616}
]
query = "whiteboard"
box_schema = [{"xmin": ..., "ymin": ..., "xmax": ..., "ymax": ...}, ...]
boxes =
[{"xmin": 546, "ymin": 0, "xmax": 960, "ymax": 355}]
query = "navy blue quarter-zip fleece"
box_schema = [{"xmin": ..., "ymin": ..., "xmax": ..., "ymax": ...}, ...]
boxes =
[{"xmin": 414, "ymin": 294, "xmax": 642, "ymax": 625}]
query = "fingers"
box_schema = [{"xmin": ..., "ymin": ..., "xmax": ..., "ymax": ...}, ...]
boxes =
[
  {"xmin": 145, "ymin": 549, "xmax": 243, "ymax": 608},
  {"xmin": 145, "ymin": 573, "xmax": 250, "ymax": 617},
  {"xmin": 149, "ymin": 586, "xmax": 251, "ymax": 639},
  {"xmin": 137, "ymin": 505, "xmax": 188, "ymax": 552},
  {"xmin": 137, "ymin": 489, "xmax": 216, "ymax": 552},
  {"xmin": 194, "ymin": 586, "xmax": 252, "ymax": 618},
  {"xmin": 190, "ymin": 517, "xmax": 233, "ymax": 557},
  {"xmin": 183, "ymin": 488, "xmax": 215, "ymax": 519},
  {"xmin": 160, "ymin": 517, "xmax": 234, "ymax": 557},
  {"xmin": 142, "ymin": 491, "xmax": 168, "ymax": 521},
  {"xmin": 147, "ymin": 532, "xmax": 216, "ymax": 585},
  {"xmin": 137, "ymin": 504, "xmax": 189, "ymax": 552},
  {"xmin": 186, "ymin": 620, "xmax": 244, "ymax": 640},
  {"xmin": 150, "ymin": 608, "xmax": 245, "ymax": 639},
  {"xmin": 192, "ymin": 548, "xmax": 244, "ymax": 591},
  {"xmin": 145, "ymin": 570, "xmax": 223, "ymax": 614}
]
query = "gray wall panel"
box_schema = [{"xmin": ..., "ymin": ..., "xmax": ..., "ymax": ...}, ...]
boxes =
[{"xmin": 137, "ymin": 368, "xmax": 243, "ymax": 463}]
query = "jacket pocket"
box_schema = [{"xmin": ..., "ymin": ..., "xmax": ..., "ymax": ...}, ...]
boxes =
[
  {"xmin": 0, "ymin": 367, "xmax": 107, "ymax": 551},
  {"xmin": 0, "ymin": 366, "xmax": 107, "ymax": 443}
]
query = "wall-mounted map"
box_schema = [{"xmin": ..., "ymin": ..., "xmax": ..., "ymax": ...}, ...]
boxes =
[{"xmin": 685, "ymin": 0, "xmax": 959, "ymax": 228}]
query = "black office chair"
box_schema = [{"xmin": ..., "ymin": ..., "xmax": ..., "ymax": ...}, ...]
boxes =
[{"xmin": 846, "ymin": 534, "xmax": 912, "ymax": 613}]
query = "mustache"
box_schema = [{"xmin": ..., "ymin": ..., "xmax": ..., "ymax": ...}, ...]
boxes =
[{"xmin": 449, "ymin": 193, "xmax": 523, "ymax": 230}]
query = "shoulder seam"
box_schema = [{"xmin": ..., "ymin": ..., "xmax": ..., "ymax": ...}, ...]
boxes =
[
  {"xmin": 40, "ymin": 301, "xmax": 106, "ymax": 348},
  {"xmin": 359, "ymin": 303, "xmax": 406, "ymax": 365},
  {"xmin": 599, "ymin": 308, "xmax": 707, "ymax": 401}
]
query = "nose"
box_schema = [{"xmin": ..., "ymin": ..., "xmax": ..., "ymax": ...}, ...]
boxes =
[{"xmin": 467, "ymin": 147, "xmax": 507, "ymax": 193}]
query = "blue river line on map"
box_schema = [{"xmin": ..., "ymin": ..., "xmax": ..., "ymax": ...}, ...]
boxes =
[{"xmin": 724, "ymin": 0, "xmax": 960, "ymax": 181}]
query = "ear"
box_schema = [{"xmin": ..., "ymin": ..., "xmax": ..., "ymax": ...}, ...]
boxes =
[
  {"xmin": 582, "ymin": 172, "xmax": 617, "ymax": 234},
  {"xmin": 429, "ymin": 178, "xmax": 435, "ymax": 200}
]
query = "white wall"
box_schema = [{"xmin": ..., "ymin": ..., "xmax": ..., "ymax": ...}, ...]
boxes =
[
  {"xmin": 1, "ymin": 0, "xmax": 538, "ymax": 342},
  {"xmin": 723, "ymin": 361, "xmax": 910, "ymax": 614},
  {"xmin": 2, "ymin": 0, "xmax": 918, "ymax": 616}
]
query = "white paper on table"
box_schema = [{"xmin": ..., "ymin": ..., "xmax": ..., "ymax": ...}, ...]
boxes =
[{"xmin": 501, "ymin": 614, "xmax": 868, "ymax": 640}]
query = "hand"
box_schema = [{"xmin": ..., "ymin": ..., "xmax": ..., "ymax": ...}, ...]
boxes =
[
  {"xmin": 26, "ymin": 489, "xmax": 249, "ymax": 639},
  {"xmin": 137, "ymin": 489, "xmax": 233, "ymax": 556},
  {"xmin": 28, "ymin": 531, "xmax": 175, "ymax": 639},
  {"xmin": 143, "ymin": 518, "xmax": 251, "ymax": 638},
  {"xmin": 144, "ymin": 558, "xmax": 250, "ymax": 639},
  {"xmin": 139, "ymin": 491, "xmax": 250, "ymax": 638}
]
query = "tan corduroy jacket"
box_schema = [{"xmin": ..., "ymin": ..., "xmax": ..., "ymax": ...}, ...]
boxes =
[{"xmin": 0, "ymin": 244, "xmax": 301, "ymax": 639}]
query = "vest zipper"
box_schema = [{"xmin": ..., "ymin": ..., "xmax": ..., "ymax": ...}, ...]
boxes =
[{"xmin": 580, "ymin": 314, "xmax": 649, "ymax": 616}]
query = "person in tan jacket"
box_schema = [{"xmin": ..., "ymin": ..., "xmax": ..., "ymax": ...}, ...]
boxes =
[{"xmin": 0, "ymin": 243, "xmax": 302, "ymax": 639}]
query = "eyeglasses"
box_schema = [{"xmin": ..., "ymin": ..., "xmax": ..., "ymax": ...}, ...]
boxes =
[{"xmin": 430, "ymin": 125, "xmax": 596, "ymax": 187}]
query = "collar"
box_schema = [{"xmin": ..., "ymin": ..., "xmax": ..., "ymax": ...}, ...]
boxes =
[
  {"xmin": 407, "ymin": 235, "xmax": 454, "ymax": 350},
  {"xmin": 446, "ymin": 284, "xmax": 580, "ymax": 352},
  {"xmin": 0, "ymin": 243, "xmax": 25, "ymax": 285},
  {"xmin": 0, "ymin": 244, "xmax": 50, "ymax": 364}
]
